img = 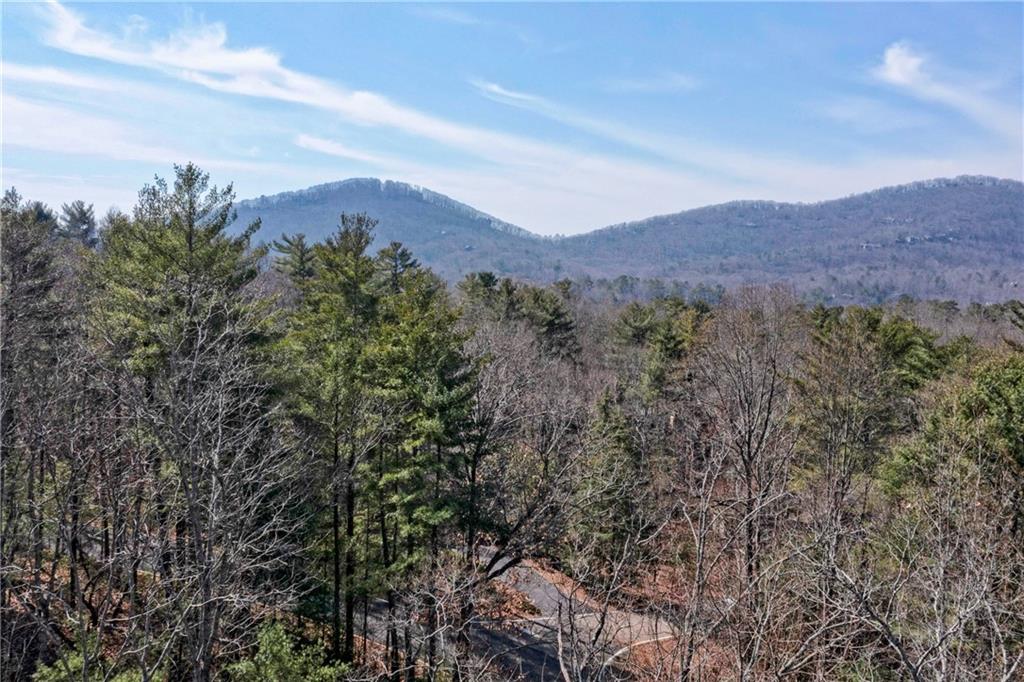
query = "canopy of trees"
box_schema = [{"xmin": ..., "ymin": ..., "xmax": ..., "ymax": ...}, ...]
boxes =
[{"xmin": 2, "ymin": 166, "xmax": 1022, "ymax": 682}]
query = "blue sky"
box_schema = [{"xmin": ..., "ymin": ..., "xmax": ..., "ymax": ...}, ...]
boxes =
[{"xmin": 2, "ymin": 1, "xmax": 1021, "ymax": 235}]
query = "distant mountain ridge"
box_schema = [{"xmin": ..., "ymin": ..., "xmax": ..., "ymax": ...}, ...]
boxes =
[
  {"xmin": 242, "ymin": 178, "xmax": 538, "ymax": 239},
  {"xmin": 587, "ymin": 175, "xmax": 1021, "ymax": 236},
  {"xmin": 235, "ymin": 175, "xmax": 1024, "ymax": 303}
]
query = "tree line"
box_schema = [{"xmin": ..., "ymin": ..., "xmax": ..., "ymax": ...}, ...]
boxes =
[{"xmin": 2, "ymin": 164, "xmax": 1022, "ymax": 681}]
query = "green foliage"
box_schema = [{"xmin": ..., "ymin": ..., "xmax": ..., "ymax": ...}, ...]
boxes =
[
  {"xmin": 285, "ymin": 213, "xmax": 381, "ymax": 462},
  {"xmin": 57, "ymin": 199, "xmax": 97, "ymax": 247},
  {"xmin": 811, "ymin": 306, "xmax": 943, "ymax": 391},
  {"xmin": 32, "ymin": 652, "xmax": 141, "ymax": 682},
  {"xmin": 90, "ymin": 162, "xmax": 266, "ymax": 375},
  {"xmin": 1004, "ymin": 300, "xmax": 1024, "ymax": 350},
  {"xmin": 1, "ymin": 188, "xmax": 62, "ymax": 340},
  {"xmin": 458, "ymin": 271, "xmax": 499, "ymax": 304},
  {"xmin": 517, "ymin": 286, "xmax": 580, "ymax": 359},
  {"xmin": 958, "ymin": 353, "xmax": 1024, "ymax": 471},
  {"xmin": 881, "ymin": 353, "xmax": 1024, "ymax": 504},
  {"xmin": 459, "ymin": 273, "xmax": 581, "ymax": 360},
  {"xmin": 587, "ymin": 390, "xmax": 637, "ymax": 504},
  {"xmin": 364, "ymin": 266, "xmax": 474, "ymax": 574},
  {"xmin": 797, "ymin": 307, "xmax": 907, "ymax": 475},
  {"xmin": 228, "ymin": 622, "xmax": 347, "ymax": 682},
  {"xmin": 615, "ymin": 302, "xmax": 657, "ymax": 346},
  {"xmin": 875, "ymin": 314, "xmax": 943, "ymax": 391},
  {"xmin": 615, "ymin": 297, "xmax": 703, "ymax": 399},
  {"xmin": 272, "ymin": 232, "xmax": 316, "ymax": 282},
  {"xmin": 375, "ymin": 240, "xmax": 420, "ymax": 293},
  {"xmin": 284, "ymin": 211, "xmax": 474, "ymax": 656}
]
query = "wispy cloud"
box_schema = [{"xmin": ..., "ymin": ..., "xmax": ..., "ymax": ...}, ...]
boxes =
[
  {"xmin": 3, "ymin": 93, "xmax": 291, "ymax": 175},
  {"xmin": 815, "ymin": 95, "xmax": 932, "ymax": 134},
  {"xmin": 873, "ymin": 41, "xmax": 1021, "ymax": 141},
  {"xmin": 471, "ymin": 80, "xmax": 543, "ymax": 106},
  {"xmin": 471, "ymin": 78, "xmax": 1022, "ymax": 202},
  {"xmin": 409, "ymin": 5, "xmax": 569, "ymax": 53},
  {"xmin": 3, "ymin": 62, "xmax": 122, "ymax": 90},
  {"xmin": 294, "ymin": 134, "xmax": 393, "ymax": 166},
  {"xmin": 602, "ymin": 71, "xmax": 700, "ymax": 94},
  {"xmin": 37, "ymin": 1, "xmax": 575, "ymax": 169},
  {"xmin": 5, "ymin": 93, "xmax": 182, "ymax": 163},
  {"xmin": 470, "ymin": 78, "xmax": 672, "ymax": 154},
  {"xmin": 18, "ymin": 2, "xmax": 1022, "ymax": 235}
]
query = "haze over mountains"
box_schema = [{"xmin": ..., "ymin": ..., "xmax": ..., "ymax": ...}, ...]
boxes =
[{"xmin": 236, "ymin": 176, "xmax": 1024, "ymax": 303}]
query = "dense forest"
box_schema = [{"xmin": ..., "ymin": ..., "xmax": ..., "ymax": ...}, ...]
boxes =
[
  {"xmin": 2, "ymin": 164, "xmax": 1022, "ymax": 681},
  {"xmin": 233, "ymin": 176, "xmax": 1024, "ymax": 303}
]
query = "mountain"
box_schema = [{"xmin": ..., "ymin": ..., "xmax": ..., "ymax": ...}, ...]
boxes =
[
  {"xmin": 235, "ymin": 178, "xmax": 546, "ymax": 281},
  {"xmin": 236, "ymin": 175, "xmax": 1024, "ymax": 303}
]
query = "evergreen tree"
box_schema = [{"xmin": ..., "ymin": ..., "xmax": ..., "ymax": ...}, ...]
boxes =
[
  {"xmin": 272, "ymin": 232, "xmax": 316, "ymax": 283},
  {"xmin": 286, "ymin": 212, "xmax": 379, "ymax": 663},
  {"xmin": 58, "ymin": 200, "xmax": 97, "ymax": 247},
  {"xmin": 364, "ymin": 265, "xmax": 473, "ymax": 679},
  {"xmin": 458, "ymin": 271, "xmax": 498, "ymax": 304},
  {"xmin": 516, "ymin": 285, "xmax": 581, "ymax": 360},
  {"xmin": 89, "ymin": 164, "xmax": 298, "ymax": 681},
  {"xmin": 93, "ymin": 165, "xmax": 263, "ymax": 373},
  {"xmin": 374, "ymin": 241, "xmax": 419, "ymax": 293}
]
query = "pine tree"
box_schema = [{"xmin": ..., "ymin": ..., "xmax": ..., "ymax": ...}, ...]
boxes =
[
  {"xmin": 516, "ymin": 285, "xmax": 581, "ymax": 360},
  {"xmin": 364, "ymin": 265, "xmax": 473, "ymax": 679},
  {"xmin": 89, "ymin": 164, "xmax": 296, "ymax": 681},
  {"xmin": 375, "ymin": 241, "xmax": 419, "ymax": 293},
  {"xmin": 93, "ymin": 164, "xmax": 264, "ymax": 372},
  {"xmin": 458, "ymin": 271, "xmax": 498, "ymax": 304},
  {"xmin": 272, "ymin": 232, "xmax": 316, "ymax": 282},
  {"xmin": 58, "ymin": 200, "xmax": 97, "ymax": 247},
  {"xmin": 287, "ymin": 212, "xmax": 379, "ymax": 663}
]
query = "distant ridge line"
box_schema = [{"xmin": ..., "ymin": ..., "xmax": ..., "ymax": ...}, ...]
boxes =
[
  {"xmin": 240, "ymin": 174, "xmax": 1021, "ymax": 240},
  {"xmin": 576, "ymin": 175, "xmax": 1023, "ymax": 238},
  {"xmin": 240, "ymin": 177, "xmax": 539, "ymax": 240}
]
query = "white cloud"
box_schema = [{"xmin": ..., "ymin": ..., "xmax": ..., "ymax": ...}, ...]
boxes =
[
  {"xmin": 4, "ymin": 94, "xmax": 181, "ymax": 163},
  {"xmin": 875, "ymin": 42, "xmax": 925, "ymax": 87},
  {"xmin": 874, "ymin": 41, "xmax": 1021, "ymax": 141},
  {"xmin": 17, "ymin": 2, "xmax": 1022, "ymax": 235},
  {"xmin": 294, "ymin": 134, "xmax": 392, "ymax": 166},
  {"xmin": 471, "ymin": 78, "xmax": 683, "ymax": 158},
  {"xmin": 816, "ymin": 96, "xmax": 932, "ymax": 134},
  {"xmin": 471, "ymin": 80, "xmax": 544, "ymax": 106},
  {"xmin": 2, "ymin": 62, "xmax": 121, "ymax": 90},
  {"xmin": 3, "ymin": 94, "xmax": 292, "ymax": 176},
  {"xmin": 470, "ymin": 78, "xmax": 1022, "ymax": 209},
  {"xmin": 37, "ymin": 1, "xmax": 758, "ymax": 233},
  {"xmin": 37, "ymin": 1, "xmax": 570, "ymax": 168}
]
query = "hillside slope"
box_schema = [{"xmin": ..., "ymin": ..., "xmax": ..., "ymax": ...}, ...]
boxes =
[
  {"xmin": 555, "ymin": 176, "xmax": 1024, "ymax": 301},
  {"xmin": 236, "ymin": 176, "xmax": 1024, "ymax": 302},
  {"xmin": 235, "ymin": 178, "xmax": 549, "ymax": 280}
]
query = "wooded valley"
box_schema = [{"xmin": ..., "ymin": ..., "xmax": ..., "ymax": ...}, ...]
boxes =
[{"xmin": 2, "ymin": 164, "xmax": 1022, "ymax": 681}]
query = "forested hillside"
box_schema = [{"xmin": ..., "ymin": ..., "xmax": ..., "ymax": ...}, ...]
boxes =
[
  {"xmin": 3, "ymin": 164, "xmax": 1023, "ymax": 681},
  {"xmin": 235, "ymin": 175, "xmax": 1024, "ymax": 303},
  {"xmin": 235, "ymin": 179, "xmax": 551, "ymax": 282}
]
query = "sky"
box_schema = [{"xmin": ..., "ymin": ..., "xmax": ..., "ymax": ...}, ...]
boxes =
[{"xmin": 2, "ymin": 1, "xmax": 1022, "ymax": 235}]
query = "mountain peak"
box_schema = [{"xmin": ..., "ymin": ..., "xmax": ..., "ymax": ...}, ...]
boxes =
[
  {"xmin": 241, "ymin": 177, "xmax": 537, "ymax": 240},
  {"xmin": 236, "ymin": 175, "xmax": 1022, "ymax": 302}
]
